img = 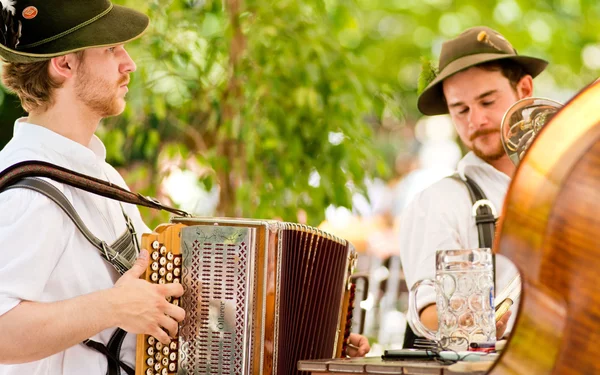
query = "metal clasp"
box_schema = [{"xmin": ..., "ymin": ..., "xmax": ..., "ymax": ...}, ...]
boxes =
[{"xmin": 471, "ymin": 199, "xmax": 498, "ymax": 217}]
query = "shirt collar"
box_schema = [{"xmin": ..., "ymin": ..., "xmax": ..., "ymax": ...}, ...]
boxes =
[
  {"xmin": 457, "ymin": 151, "xmax": 509, "ymax": 180},
  {"xmin": 13, "ymin": 118, "xmax": 107, "ymax": 163}
]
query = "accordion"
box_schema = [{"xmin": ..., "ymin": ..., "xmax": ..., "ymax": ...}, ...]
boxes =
[{"xmin": 135, "ymin": 217, "xmax": 357, "ymax": 375}]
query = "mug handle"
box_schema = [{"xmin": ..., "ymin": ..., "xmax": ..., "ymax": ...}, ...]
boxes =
[{"xmin": 408, "ymin": 279, "xmax": 438, "ymax": 341}]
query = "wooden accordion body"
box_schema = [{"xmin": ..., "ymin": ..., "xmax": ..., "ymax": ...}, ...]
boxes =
[{"xmin": 135, "ymin": 217, "xmax": 357, "ymax": 375}]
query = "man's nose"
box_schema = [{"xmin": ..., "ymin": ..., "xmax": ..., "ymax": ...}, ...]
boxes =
[
  {"xmin": 120, "ymin": 48, "xmax": 137, "ymax": 74},
  {"xmin": 468, "ymin": 106, "xmax": 487, "ymax": 129}
]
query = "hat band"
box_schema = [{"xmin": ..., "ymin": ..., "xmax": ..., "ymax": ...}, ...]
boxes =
[{"xmin": 17, "ymin": 3, "xmax": 114, "ymax": 50}]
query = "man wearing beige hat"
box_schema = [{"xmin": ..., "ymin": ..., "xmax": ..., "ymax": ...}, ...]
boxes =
[{"xmin": 399, "ymin": 26, "xmax": 548, "ymax": 346}]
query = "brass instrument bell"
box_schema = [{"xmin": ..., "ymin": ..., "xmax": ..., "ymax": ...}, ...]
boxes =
[{"xmin": 501, "ymin": 97, "xmax": 563, "ymax": 165}]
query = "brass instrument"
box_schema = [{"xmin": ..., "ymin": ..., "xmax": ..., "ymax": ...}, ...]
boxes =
[{"xmin": 500, "ymin": 97, "xmax": 563, "ymax": 165}]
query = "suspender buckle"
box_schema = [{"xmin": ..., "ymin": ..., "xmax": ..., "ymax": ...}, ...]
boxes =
[{"xmin": 471, "ymin": 199, "xmax": 498, "ymax": 218}]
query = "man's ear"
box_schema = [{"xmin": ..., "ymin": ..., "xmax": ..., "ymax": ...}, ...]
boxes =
[
  {"xmin": 48, "ymin": 54, "xmax": 80, "ymax": 81},
  {"xmin": 516, "ymin": 74, "xmax": 534, "ymax": 99}
]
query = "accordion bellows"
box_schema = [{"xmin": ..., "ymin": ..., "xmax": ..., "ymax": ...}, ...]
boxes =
[{"xmin": 135, "ymin": 217, "xmax": 357, "ymax": 375}]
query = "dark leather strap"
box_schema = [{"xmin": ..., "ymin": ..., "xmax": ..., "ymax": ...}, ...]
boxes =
[
  {"xmin": 83, "ymin": 328, "xmax": 135, "ymax": 375},
  {"xmin": 0, "ymin": 160, "xmax": 190, "ymax": 217},
  {"xmin": 458, "ymin": 175, "xmax": 497, "ymax": 249}
]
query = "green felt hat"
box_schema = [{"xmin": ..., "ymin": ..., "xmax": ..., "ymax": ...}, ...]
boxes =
[
  {"xmin": 417, "ymin": 26, "xmax": 548, "ymax": 116},
  {"xmin": 0, "ymin": 0, "xmax": 149, "ymax": 63}
]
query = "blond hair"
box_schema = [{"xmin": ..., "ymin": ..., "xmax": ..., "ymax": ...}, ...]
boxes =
[{"xmin": 1, "ymin": 51, "xmax": 85, "ymax": 113}]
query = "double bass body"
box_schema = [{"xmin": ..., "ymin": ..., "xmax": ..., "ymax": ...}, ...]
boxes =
[{"xmin": 492, "ymin": 80, "xmax": 600, "ymax": 374}]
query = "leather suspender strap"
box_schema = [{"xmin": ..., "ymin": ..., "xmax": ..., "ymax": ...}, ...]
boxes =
[
  {"xmin": 4, "ymin": 178, "xmax": 135, "ymax": 275},
  {"xmin": 83, "ymin": 328, "xmax": 135, "ymax": 375},
  {"xmin": 456, "ymin": 175, "xmax": 498, "ymax": 249},
  {"xmin": 0, "ymin": 160, "xmax": 190, "ymax": 217}
]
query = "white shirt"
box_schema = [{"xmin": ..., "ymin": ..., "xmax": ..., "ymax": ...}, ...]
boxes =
[
  {"xmin": 399, "ymin": 152, "xmax": 518, "ymax": 330},
  {"xmin": 0, "ymin": 120, "xmax": 150, "ymax": 375}
]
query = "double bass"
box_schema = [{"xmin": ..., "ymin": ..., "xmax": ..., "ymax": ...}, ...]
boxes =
[{"xmin": 492, "ymin": 80, "xmax": 600, "ymax": 374}]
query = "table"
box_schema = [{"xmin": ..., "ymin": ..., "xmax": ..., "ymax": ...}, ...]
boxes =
[{"xmin": 298, "ymin": 356, "xmax": 493, "ymax": 374}]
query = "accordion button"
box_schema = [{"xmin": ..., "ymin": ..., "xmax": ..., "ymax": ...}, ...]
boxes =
[
  {"xmin": 162, "ymin": 346, "xmax": 169, "ymax": 356},
  {"xmin": 160, "ymin": 246, "xmax": 167, "ymax": 256},
  {"xmin": 162, "ymin": 357, "xmax": 169, "ymax": 366},
  {"xmin": 172, "ymin": 299, "xmax": 179, "ymax": 306},
  {"xmin": 166, "ymin": 296, "xmax": 172, "ymax": 303},
  {"xmin": 161, "ymin": 368, "xmax": 168, "ymax": 375},
  {"xmin": 167, "ymin": 252, "xmax": 174, "ymax": 261},
  {"xmin": 169, "ymin": 352, "xmax": 177, "ymax": 361},
  {"xmin": 146, "ymin": 357, "xmax": 154, "ymax": 366},
  {"xmin": 174, "ymin": 257, "xmax": 181, "ymax": 266},
  {"xmin": 158, "ymin": 278, "xmax": 166, "ymax": 284},
  {"xmin": 151, "ymin": 273, "xmax": 159, "ymax": 282},
  {"xmin": 154, "ymin": 363, "xmax": 161, "ymax": 371},
  {"xmin": 169, "ymin": 362, "xmax": 176, "ymax": 371},
  {"xmin": 147, "ymin": 347, "xmax": 154, "ymax": 356},
  {"xmin": 151, "ymin": 251, "xmax": 160, "ymax": 260},
  {"xmin": 159, "ymin": 267, "xmax": 166, "ymax": 276},
  {"xmin": 166, "ymin": 263, "xmax": 173, "ymax": 271},
  {"xmin": 159, "ymin": 257, "xmax": 167, "ymax": 266},
  {"xmin": 173, "ymin": 268, "xmax": 180, "ymax": 277},
  {"xmin": 169, "ymin": 341, "xmax": 177, "ymax": 350},
  {"xmin": 155, "ymin": 342, "xmax": 163, "ymax": 350},
  {"xmin": 173, "ymin": 278, "xmax": 180, "ymax": 284},
  {"xmin": 166, "ymin": 273, "xmax": 173, "ymax": 282},
  {"xmin": 151, "ymin": 262, "xmax": 159, "ymax": 271},
  {"xmin": 147, "ymin": 336, "xmax": 156, "ymax": 346},
  {"xmin": 145, "ymin": 369, "xmax": 153, "ymax": 375},
  {"xmin": 155, "ymin": 352, "xmax": 162, "ymax": 361},
  {"xmin": 151, "ymin": 241, "xmax": 160, "ymax": 250}
]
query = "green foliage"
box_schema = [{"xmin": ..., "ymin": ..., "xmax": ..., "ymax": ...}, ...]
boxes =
[
  {"xmin": 103, "ymin": 0, "xmax": 388, "ymax": 228},
  {"xmin": 417, "ymin": 57, "xmax": 438, "ymax": 95},
  {"xmin": 1, "ymin": 0, "xmax": 596, "ymax": 229}
]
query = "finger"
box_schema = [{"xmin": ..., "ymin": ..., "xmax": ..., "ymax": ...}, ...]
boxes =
[
  {"xmin": 358, "ymin": 340, "xmax": 370, "ymax": 356},
  {"xmin": 349, "ymin": 334, "xmax": 370, "ymax": 356},
  {"xmin": 159, "ymin": 315, "xmax": 179, "ymax": 338},
  {"xmin": 124, "ymin": 249, "xmax": 149, "ymax": 279},
  {"xmin": 164, "ymin": 303, "xmax": 186, "ymax": 323},
  {"xmin": 159, "ymin": 282, "xmax": 184, "ymax": 298},
  {"xmin": 496, "ymin": 310, "xmax": 512, "ymax": 339},
  {"xmin": 346, "ymin": 345, "xmax": 359, "ymax": 357},
  {"xmin": 151, "ymin": 326, "xmax": 171, "ymax": 345}
]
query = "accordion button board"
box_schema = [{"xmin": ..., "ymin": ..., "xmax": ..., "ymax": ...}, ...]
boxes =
[{"xmin": 136, "ymin": 227, "xmax": 184, "ymax": 375}]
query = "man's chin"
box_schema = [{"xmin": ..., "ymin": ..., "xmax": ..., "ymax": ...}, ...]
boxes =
[
  {"xmin": 473, "ymin": 147, "xmax": 505, "ymax": 162},
  {"xmin": 103, "ymin": 101, "xmax": 126, "ymax": 118}
]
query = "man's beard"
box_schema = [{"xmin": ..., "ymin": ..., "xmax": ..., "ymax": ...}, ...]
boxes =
[
  {"xmin": 74, "ymin": 63, "xmax": 128, "ymax": 118},
  {"xmin": 470, "ymin": 128, "xmax": 505, "ymax": 162}
]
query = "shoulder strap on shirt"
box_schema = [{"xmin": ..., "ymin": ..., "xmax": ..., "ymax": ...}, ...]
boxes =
[
  {"xmin": 5, "ymin": 177, "xmax": 135, "ymax": 275},
  {"xmin": 450, "ymin": 174, "xmax": 497, "ymax": 249},
  {"xmin": 0, "ymin": 160, "xmax": 190, "ymax": 217}
]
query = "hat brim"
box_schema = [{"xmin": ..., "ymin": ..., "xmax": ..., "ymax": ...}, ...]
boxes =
[
  {"xmin": 0, "ymin": 5, "xmax": 149, "ymax": 63},
  {"xmin": 417, "ymin": 53, "xmax": 549, "ymax": 116}
]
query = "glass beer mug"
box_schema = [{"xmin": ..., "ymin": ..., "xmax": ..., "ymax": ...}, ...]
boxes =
[{"xmin": 408, "ymin": 248, "xmax": 496, "ymax": 350}]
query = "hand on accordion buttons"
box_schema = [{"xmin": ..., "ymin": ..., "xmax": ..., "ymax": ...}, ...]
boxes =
[
  {"xmin": 112, "ymin": 249, "xmax": 186, "ymax": 345},
  {"xmin": 347, "ymin": 333, "xmax": 370, "ymax": 357}
]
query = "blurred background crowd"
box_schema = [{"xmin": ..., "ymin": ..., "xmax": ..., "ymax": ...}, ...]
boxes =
[{"xmin": 1, "ymin": 0, "xmax": 597, "ymax": 356}]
